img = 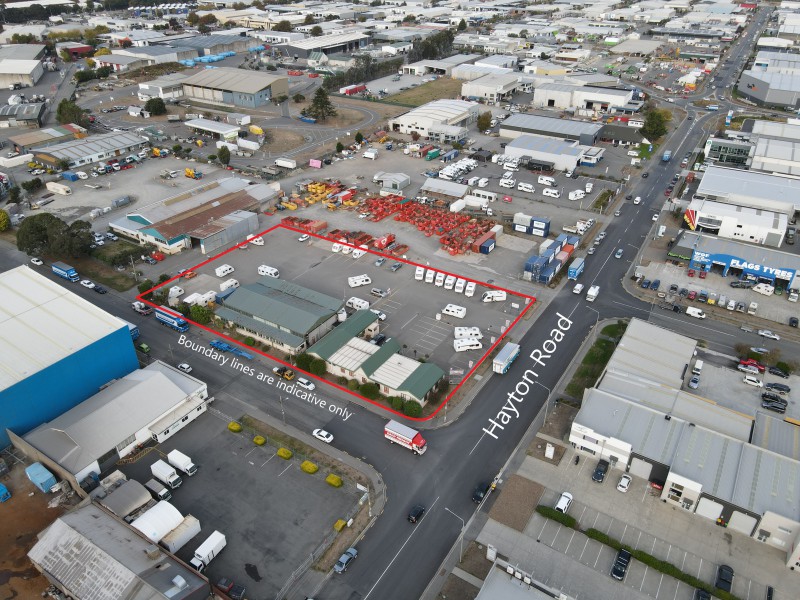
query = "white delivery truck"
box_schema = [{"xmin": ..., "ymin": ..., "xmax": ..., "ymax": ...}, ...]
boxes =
[
  {"xmin": 384, "ymin": 420, "xmax": 427, "ymax": 455},
  {"xmin": 150, "ymin": 459, "xmax": 182, "ymax": 489},
  {"xmin": 686, "ymin": 307, "xmax": 706, "ymax": 319},
  {"xmin": 586, "ymin": 285, "xmax": 600, "ymax": 302},
  {"xmin": 275, "ymin": 157, "xmax": 297, "ymax": 169},
  {"xmin": 167, "ymin": 450, "xmax": 198, "ymax": 476},
  {"xmin": 190, "ymin": 530, "xmax": 226, "ymax": 572}
]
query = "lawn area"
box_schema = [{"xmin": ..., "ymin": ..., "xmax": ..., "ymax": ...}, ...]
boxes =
[
  {"xmin": 601, "ymin": 321, "xmax": 628, "ymax": 339},
  {"xmin": 564, "ymin": 336, "xmax": 620, "ymax": 400},
  {"xmin": 385, "ymin": 77, "xmax": 463, "ymax": 106}
]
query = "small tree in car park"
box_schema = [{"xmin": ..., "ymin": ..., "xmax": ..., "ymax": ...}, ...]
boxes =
[{"xmin": 217, "ymin": 146, "xmax": 231, "ymax": 166}]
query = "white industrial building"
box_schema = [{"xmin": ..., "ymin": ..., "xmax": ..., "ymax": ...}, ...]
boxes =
[
  {"xmin": 533, "ymin": 82, "xmax": 634, "ymax": 111},
  {"xmin": 499, "ymin": 114, "xmax": 603, "ymax": 146},
  {"xmin": 569, "ymin": 319, "xmax": 800, "ymax": 570},
  {"xmin": 683, "ymin": 197, "xmax": 789, "ymax": 247},
  {"xmin": 33, "ymin": 131, "xmax": 149, "ymax": 169},
  {"xmin": 388, "ymin": 99, "xmax": 480, "ymax": 144},
  {"xmin": 16, "ymin": 361, "xmax": 210, "ymax": 489},
  {"xmin": 461, "ymin": 73, "xmax": 520, "ymax": 103},
  {"xmin": 451, "ymin": 63, "xmax": 513, "ymax": 81},
  {"xmin": 503, "ymin": 135, "xmax": 594, "ymax": 172},
  {"xmin": 0, "ymin": 59, "xmax": 44, "ymax": 88},
  {"xmin": 138, "ymin": 73, "xmax": 189, "ymax": 101},
  {"xmin": 694, "ymin": 166, "xmax": 800, "ymax": 216}
]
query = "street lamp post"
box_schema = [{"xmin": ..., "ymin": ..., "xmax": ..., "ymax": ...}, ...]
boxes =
[
  {"xmin": 586, "ymin": 306, "xmax": 599, "ymax": 330},
  {"xmin": 533, "ymin": 381, "xmax": 551, "ymax": 425},
  {"xmin": 444, "ymin": 507, "xmax": 466, "ymax": 563}
]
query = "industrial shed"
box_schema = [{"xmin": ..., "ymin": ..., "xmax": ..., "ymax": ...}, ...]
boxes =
[
  {"xmin": 28, "ymin": 504, "xmax": 208, "ymax": 600},
  {"xmin": 503, "ymin": 135, "xmax": 593, "ymax": 172},
  {"xmin": 0, "ymin": 102, "xmax": 46, "ymax": 129},
  {"xmin": 0, "ymin": 59, "xmax": 44, "ymax": 88},
  {"xmin": 97, "ymin": 480, "xmax": 152, "ymax": 519},
  {"xmin": 0, "ymin": 266, "xmax": 138, "ymax": 449},
  {"xmin": 388, "ymin": 100, "xmax": 479, "ymax": 143},
  {"xmin": 279, "ymin": 32, "xmax": 370, "ymax": 59},
  {"xmin": 499, "ymin": 114, "xmax": 603, "ymax": 146},
  {"xmin": 461, "ymin": 73, "xmax": 520, "ymax": 104},
  {"xmin": 533, "ymin": 82, "xmax": 633, "ymax": 111},
  {"xmin": 181, "ymin": 67, "xmax": 289, "ymax": 108},
  {"xmin": 420, "ymin": 178, "xmax": 469, "ymax": 202},
  {"xmin": 130, "ymin": 501, "xmax": 184, "ymax": 543},
  {"xmin": 33, "ymin": 131, "xmax": 149, "ymax": 169}
]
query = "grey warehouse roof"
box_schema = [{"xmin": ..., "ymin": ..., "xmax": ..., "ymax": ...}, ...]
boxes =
[
  {"xmin": 501, "ymin": 113, "xmax": 603, "ymax": 136},
  {"xmin": 35, "ymin": 131, "xmax": 147, "ymax": 162},
  {"xmin": 181, "ymin": 67, "xmax": 286, "ymax": 94},
  {"xmin": 695, "ymin": 166, "xmax": 800, "ymax": 211},
  {"xmin": 420, "ymin": 177, "xmax": 469, "ymax": 198},
  {"xmin": 506, "ymin": 135, "xmax": 584, "ymax": 156}
]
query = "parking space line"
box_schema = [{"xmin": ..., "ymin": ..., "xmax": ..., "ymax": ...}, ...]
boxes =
[
  {"xmin": 536, "ymin": 517, "xmax": 549, "ymax": 541},
  {"xmin": 578, "ymin": 537, "xmax": 590, "ymax": 561},
  {"xmin": 592, "ymin": 543, "xmax": 604, "ymax": 568},
  {"xmin": 564, "ymin": 529, "xmax": 577, "ymax": 554},
  {"xmin": 278, "ymin": 463, "xmax": 292, "ymax": 477},
  {"xmin": 639, "ymin": 565, "xmax": 649, "ymax": 591},
  {"xmin": 655, "ymin": 572, "xmax": 664, "ymax": 598},
  {"xmin": 549, "ymin": 524, "xmax": 561, "ymax": 547},
  {"xmin": 245, "ymin": 446, "xmax": 259, "ymax": 459},
  {"xmin": 260, "ymin": 454, "xmax": 276, "ymax": 468}
]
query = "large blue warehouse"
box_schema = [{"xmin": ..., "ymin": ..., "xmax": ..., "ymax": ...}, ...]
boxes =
[{"xmin": 0, "ymin": 265, "xmax": 139, "ymax": 448}]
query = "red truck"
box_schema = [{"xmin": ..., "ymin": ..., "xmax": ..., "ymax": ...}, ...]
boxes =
[{"xmin": 384, "ymin": 420, "xmax": 427, "ymax": 455}]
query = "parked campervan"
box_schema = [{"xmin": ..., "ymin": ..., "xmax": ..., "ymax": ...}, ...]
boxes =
[
  {"xmin": 481, "ymin": 290, "xmax": 507, "ymax": 302},
  {"xmin": 220, "ymin": 279, "xmax": 239, "ymax": 291},
  {"xmin": 258, "ymin": 265, "xmax": 280, "ymax": 278},
  {"xmin": 538, "ymin": 175, "xmax": 555, "ymax": 186},
  {"xmin": 454, "ymin": 326, "xmax": 482, "ymax": 340},
  {"xmin": 543, "ymin": 188, "xmax": 561, "ymax": 199},
  {"xmin": 346, "ymin": 297, "xmax": 370, "ymax": 310},
  {"xmin": 215, "ymin": 264, "xmax": 234, "ymax": 278},
  {"xmin": 453, "ymin": 339, "xmax": 483, "ymax": 352},
  {"xmin": 442, "ymin": 304, "xmax": 467, "ymax": 319}
]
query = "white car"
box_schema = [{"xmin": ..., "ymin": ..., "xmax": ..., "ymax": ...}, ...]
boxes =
[
  {"xmin": 80, "ymin": 279, "xmax": 95, "ymax": 289},
  {"xmin": 298, "ymin": 234, "xmax": 310, "ymax": 242},
  {"xmin": 312, "ymin": 428, "xmax": 333, "ymax": 443},
  {"xmin": 297, "ymin": 377, "xmax": 316, "ymax": 391},
  {"xmin": 617, "ymin": 474, "xmax": 632, "ymax": 493},
  {"xmin": 572, "ymin": 283, "xmax": 584, "ymax": 294},
  {"xmin": 176, "ymin": 363, "xmax": 192, "ymax": 374},
  {"xmin": 758, "ymin": 329, "xmax": 780, "ymax": 340},
  {"xmin": 76, "ymin": 171, "xmax": 88, "ymax": 180},
  {"xmin": 30, "ymin": 257, "xmax": 43, "ymax": 266},
  {"xmin": 370, "ymin": 309, "xmax": 387, "ymax": 321},
  {"xmin": 652, "ymin": 213, "xmax": 659, "ymax": 222},
  {"xmin": 633, "ymin": 196, "xmax": 641, "ymax": 205}
]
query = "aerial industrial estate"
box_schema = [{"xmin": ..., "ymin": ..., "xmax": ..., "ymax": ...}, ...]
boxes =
[{"xmin": 1, "ymin": 2, "xmax": 800, "ymax": 600}]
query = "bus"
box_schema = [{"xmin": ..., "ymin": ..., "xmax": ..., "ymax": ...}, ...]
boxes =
[
  {"xmin": 124, "ymin": 321, "xmax": 140, "ymax": 341},
  {"xmin": 706, "ymin": 105, "xmax": 719, "ymax": 111},
  {"xmin": 493, "ymin": 342, "xmax": 521, "ymax": 374},
  {"xmin": 725, "ymin": 110, "xmax": 733, "ymax": 126}
]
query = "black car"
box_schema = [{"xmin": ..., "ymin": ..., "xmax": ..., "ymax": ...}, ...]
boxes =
[
  {"xmin": 761, "ymin": 392, "xmax": 786, "ymax": 404},
  {"xmin": 642, "ymin": 172, "xmax": 649, "ymax": 178},
  {"xmin": 715, "ymin": 565, "xmax": 734, "ymax": 592},
  {"xmin": 679, "ymin": 288, "xmax": 689, "ymax": 297},
  {"xmin": 761, "ymin": 401, "xmax": 786, "ymax": 414},
  {"xmin": 669, "ymin": 284, "xmax": 679, "ymax": 294},
  {"xmin": 371, "ymin": 333, "xmax": 387, "ymax": 346},
  {"xmin": 694, "ymin": 589, "xmax": 711, "ymax": 600},
  {"xmin": 766, "ymin": 382, "xmax": 791, "ymax": 394},
  {"xmin": 472, "ymin": 482, "xmax": 491, "ymax": 504},
  {"xmin": 730, "ymin": 280, "xmax": 754, "ymax": 289},
  {"xmin": 768, "ymin": 366, "xmax": 788, "ymax": 379},
  {"xmin": 592, "ymin": 459, "xmax": 609, "ymax": 483},
  {"xmin": 610, "ymin": 548, "xmax": 632, "ymax": 581},
  {"xmin": 790, "ymin": 317, "xmax": 798, "ymax": 328},
  {"xmin": 93, "ymin": 285, "xmax": 107, "ymax": 294},
  {"xmin": 407, "ymin": 504, "xmax": 425, "ymax": 524}
]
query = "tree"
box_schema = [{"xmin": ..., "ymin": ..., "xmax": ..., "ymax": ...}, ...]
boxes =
[
  {"xmin": 295, "ymin": 353, "xmax": 312, "ymax": 370},
  {"xmin": 641, "ymin": 108, "xmax": 669, "ymax": 140},
  {"xmin": 21, "ymin": 178, "xmax": 43, "ymax": 193},
  {"xmin": 336, "ymin": 142, "xmax": 344, "ymax": 153},
  {"xmin": 15, "ymin": 214, "xmax": 92, "ymax": 258},
  {"xmin": 457, "ymin": 18, "xmax": 467, "ymax": 31},
  {"xmin": 303, "ymin": 13, "xmax": 315, "ymax": 24},
  {"xmin": 410, "ymin": 131, "xmax": 420, "ymax": 141},
  {"xmin": 86, "ymin": 58, "xmax": 96, "ymax": 68},
  {"xmin": 189, "ymin": 304, "xmax": 212, "ymax": 324},
  {"xmin": 309, "ymin": 358, "xmax": 327, "ymax": 376},
  {"xmin": 17, "ymin": 213, "xmax": 59, "ymax": 255},
  {"xmin": 354, "ymin": 131, "xmax": 363, "ymax": 144},
  {"xmin": 310, "ymin": 25, "xmax": 323, "ymax": 36},
  {"xmin": 293, "ymin": 93, "xmax": 305, "ymax": 103},
  {"xmin": 272, "ymin": 20, "xmax": 292, "ymax": 32},
  {"xmin": 476, "ymin": 111, "xmax": 492, "ymax": 132},
  {"xmin": 403, "ymin": 401, "xmax": 422, "ymax": 417},
  {"xmin": 0, "ymin": 210, "xmax": 10, "ymax": 232},
  {"xmin": 359, "ymin": 382, "xmax": 380, "ymax": 399},
  {"xmin": 144, "ymin": 97, "xmax": 167, "ymax": 115},
  {"xmin": 137, "ymin": 279, "xmax": 155, "ymax": 296},
  {"xmin": 402, "ymin": 14, "xmax": 416, "ymax": 23},
  {"xmin": 186, "ymin": 11, "xmax": 199, "ymax": 26},
  {"xmin": 217, "ymin": 146, "xmax": 231, "ymax": 166},
  {"xmin": 8, "ymin": 187, "xmax": 21, "ymax": 204},
  {"xmin": 93, "ymin": 47, "xmax": 111, "ymax": 57},
  {"xmin": 306, "ymin": 87, "xmax": 337, "ymax": 122},
  {"xmin": 95, "ymin": 66, "xmax": 112, "ymax": 78},
  {"xmin": 198, "ymin": 14, "xmax": 217, "ymax": 26}
]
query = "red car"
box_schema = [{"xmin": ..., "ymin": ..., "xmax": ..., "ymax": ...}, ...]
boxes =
[
  {"xmin": 688, "ymin": 269, "xmax": 695, "ymax": 277},
  {"xmin": 664, "ymin": 189, "xmax": 672, "ymax": 196},
  {"xmin": 699, "ymin": 270, "xmax": 707, "ymax": 279},
  {"xmin": 739, "ymin": 359, "xmax": 765, "ymax": 372},
  {"xmin": 688, "ymin": 290, "xmax": 697, "ymax": 300}
]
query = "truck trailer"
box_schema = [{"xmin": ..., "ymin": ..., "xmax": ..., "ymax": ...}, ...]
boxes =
[
  {"xmin": 275, "ymin": 158, "xmax": 297, "ymax": 169},
  {"xmin": 662, "ymin": 150, "xmax": 672, "ymax": 162},
  {"xmin": 46, "ymin": 181, "xmax": 72, "ymax": 195},
  {"xmin": 150, "ymin": 459, "xmax": 182, "ymax": 489},
  {"xmin": 384, "ymin": 420, "xmax": 427, "ymax": 455},
  {"xmin": 167, "ymin": 450, "xmax": 198, "ymax": 476},
  {"xmin": 190, "ymin": 530, "xmax": 226, "ymax": 572},
  {"xmin": 493, "ymin": 342, "xmax": 521, "ymax": 374},
  {"xmin": 155, "ymin": 306, "xmax": 189, "ymax": 332},
  {"xmin": 52, "ymin": 261, "xmax": 79, "ymax": 282},
  {"xmin": 568, "ymin": 258, "xmax": 585, "ymax": 280},
  {"xmin": 160, "ymin": 515, "xmax": 201, "ymax": 553}
]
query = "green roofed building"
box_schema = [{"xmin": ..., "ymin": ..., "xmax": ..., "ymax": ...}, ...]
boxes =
[
  {"xmin": 215, "ymin": 279, "xmax": 343, "ymax": 355},
  {"xmin": 309, "ymin": 310, "xmax": 446, "ymax": 406}
]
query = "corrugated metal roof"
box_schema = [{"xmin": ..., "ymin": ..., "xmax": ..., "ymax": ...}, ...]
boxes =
[
  {"xmin": 308, "ymin": 310, "xmax": 378, "ymax": 361},
  {"xmin": 97, "ymin": 480, "xmax": 151, "ymax": 518},
  {"xmin": 502, "ymin": 113, "xmax": 603, "ymax": 136},
  {"xmin": 182, "ymin": 67, "xmax": 287, "ymax": 95},
  {"xmin": 35, "ymin": 131, "xmax": 147, "ymax": 162},
  {"xmin": 506, "ymin": 135, "xmax": 584, "ymax": 156},
  {"xmin": 420, "ymin": 177, "xmax": 469, "ymax": 198},
  {"xmin": 0, "ymin": 266, "xmax": 125, "ymax": 392},
  {"xmin": 695, "ymin": 165, "xmax": 800, "ymax": 210}
]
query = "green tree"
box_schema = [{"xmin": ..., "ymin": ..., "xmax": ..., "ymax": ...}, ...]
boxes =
[
  {"xmin": 17, "ymin": 213, "xmax": 59, "ymax": 255},
  {"xmin": 457, "ymin": 18, "xmax": 466, "ymax": 31},
  {"xmin": 217, "ymin": 146, "xmax": 231, "ymax": 165},
  {"xmin": 293, "ymin": 93, "xmax": 305, "ymax": 103},
  {"xmin": 403, "ymin": 401, "xmax": 422, "ymax": 417},
  {"xmin": 157, "ymin": 273, "xmax": 171, "ymax": 284},
  {"xmin": 306, "ymin": 87, "xmax": 337, "ymax": 122},
  {"xmin": 309, "ymin": 358, "xmax": 327, "ymax": 376},
  {"xmin": 0, "ymin": 210, "xmax": 10, "ymax": 232},
  {"xmin": 476, "ymin": 111, "xmax": 492, "ymax": 131},
  {"xmin": 641, "ymin": 108, "xmax": 669, "ymax": 140},
  {"xmin": 272, "ymin": 20, "xmax": 292, "ymax": 32},
  {"xmin": 138, "ymin": 279, "xmax": 155, "ymax": 295},
  {"xmin": 56, "ymin": 99, "xmax": 89, "ymax": 127},
  {"xmin": 359, "ymin": 382, "xmax": 380, "ymax": 399},
  {"xmin": 310, "ymin": 25, "xmax": 323, "ymax": 36},
  {"xmin": 295, "ymin": 352, "xmax": 312, "ymax": 371},
  {"xmin": 189, "ymin": 304, "xmax": 212, "ymax": 324},
  {"xmin": 93, "ymin": 48, "xmax": 112, "ymax": 57},
  {"xmin": 15, "ymin": 214, "xmax": 91, "ymax": 258},
  {"xmin": 390, "ymin": 396, "xmax": 405, "ymax": 411},
  {"xmin": 145, "ymin": 97, "xmax": 167, "ymax": 115},
  {"xmin": 355, "ymin": 131, "xmax": 363, "ymax": 144},
  {"xmin": 336, "ymin": 142, "xmax": 344, "ymax": 153},
  {"xmin": 303, "ymin": 13, "xmax": 315, "ymax": 24},
  {"xmin": 8, "ymin": 187, "xmax": 21, "ymax": 204},
  {"xmin": 21, "ymin": 178, "xmax": 43, "ymax": 193},
  {"xmin": 186, "ymin": 11, "xmax": 199, "ymax": 26},
  {"xmin": 95, "ymin": 66, "xmax": 112, "ymax": 78},
  {"xmin": 402, "ymin": 14, "xmax": 416, "ymax": 22},
  {"xmin": 198, "ymin": 14, "xmax": 217, "ymax": 26}
]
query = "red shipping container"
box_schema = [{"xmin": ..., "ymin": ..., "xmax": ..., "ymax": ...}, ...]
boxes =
[
  {"xmin": 562, "ymin": 244, "xmax": 574, "ymax": 255},
  {"xmin": 470, "ymin": 231, "xmax": 495, "ymax": 253},
  {"xmin": 556, "ymin": 250, "xmax": 569, "ymax": 264}
]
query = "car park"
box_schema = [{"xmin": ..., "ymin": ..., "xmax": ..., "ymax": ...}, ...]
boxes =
[
  {"xmin": 312, "ymin": 429, "xmax": 333, "ymax": 443},
  {"xmin": 407, "ymin": 504, "xmax": 425, "ymax": 524},
  {"xmin": 592, "ymin": 459, "xmax": 609, "ymax": 483},
  {"xmin": 554, "ymin": 491, "xmax": 573, "ymax": 513},
  {"xmin": 333, "ymin": 548, "xmax": 358, "ymax": 573},
  {"xmin": 296, "ymin": 377, "xmax": 316, "ymax": 391},
  {"xmin": 616, "ymin": 474, "xmax": 632, "ymax": 493},
  {"xmin": 610, "ymin": 548, "xmax": 632, "ymax": 581},
  {"xmin": 177, "ymin": 363, "xmax": 192, "ymax": 373}
]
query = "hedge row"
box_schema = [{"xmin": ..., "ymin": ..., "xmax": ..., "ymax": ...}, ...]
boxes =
[{"xmin": 535, "ymin": 505, "xmax": 577, "ymax": 529}]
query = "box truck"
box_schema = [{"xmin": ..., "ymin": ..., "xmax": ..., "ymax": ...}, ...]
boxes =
[
  {"xmin": 567, "ymin": 258, "xmax": 585, "ymax": 280},
  {"xmin": 384, "ymin": 420, "xmax": 427, "ymax": 455},
  {"xmin": 493, "ymin": 342, "xmax": 521, "ymax": 374},
  {"xmin": 167, "ymin": 450, "xmax": 197, "ymax": 476},
  {"xmin": 151, "ymin": 459, "xmax": 182, "ymax": 489},
  {"xmin": 275, "ymin": 158, "xmax": 297, "ymax": 169},
  {"xmin": 46, "ymin": 181, "xmax": 72, "ymax": 195},
  {"xmin": 190, "ymin": 530, "xmax": 226, "ymax": 572},
  {"xmin": 587, "ymin": 285, "xmax": 599, "ymax": 301},
  {"xmin": 52, "ymin": 261, "xmax": 79, "ymax": 282}
]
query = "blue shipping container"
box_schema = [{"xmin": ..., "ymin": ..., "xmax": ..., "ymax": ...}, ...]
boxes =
[
  {"xmin": 25, "ymin": 462, "xmax": 57, "ymax": 493},
  {"xmin": 62, "ymin": 171, "xmax": 79, "ymax": 182},
  {"xmin": 555, "ymin": 233, "xmax": 569, "ymax": 245},
  {"xmin": 566, "ymin": 235, "xmax": 581, "ymax": 246},
  {"xmin": 480, "ymin": 239, "xmax": 495, "ymax": 254}
]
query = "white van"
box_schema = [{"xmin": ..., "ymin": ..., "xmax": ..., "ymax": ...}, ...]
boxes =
[
  {"xmin": 543, "ymin": 188, "xmax": 561, "ymax": 198},
  {"xmin": 442, "ymin": 304, "xmax": 467, "ymax": 319},
  {"xmin": 220, "ymin": 278, "xmax": 239, "ymax": 291},
  {"xmin": 246, "ymin": 234, "xmax": 264, "ymax": 246},
  {"xmin": 331, "ymin": 243, "xmax": 342, "ymax": 253},
  {"xmin": 415, "ymin": 266, "xmax": 425, "ymax": 281},
  {"xmin": 435, "ymin": 272, "xmax": 445, "ymax": 287},
  {"xmin": 454, "ymin": 278, "xmax": 466, "ymax": 293},
  {"xmin": 215, "ymin": 264, "xmax": 235, "ymax": 278},
  {"xmin": 568, "ymin": 190, "xmax": 586, "ymax": 201},
  {"xmin": 627, "ymin": 150, "xmax": 640, "ymax": 157},
  {"xmin": 348, "ymin": 274, "xmax": 372, "ymax": 288},
  {"xmin": 518, "ymin": 182, "xmax": 535, "ymax": 193},
  {"xmin": 499, "ymin": 178, "xmax": 515, "ymax": 189},
  {"xmin": 538, "ymin": 175, "xmax": 555, "ymax": 186},
  {"xmin": 686, "ymin": 307, "xmax": 706, "ymax": 319},
  {"xmin": 481, "ymin": 290, "xmax": 507, "ymax": 302},
  {"xmin": 346, "ymin": 297, "xmax": 370, "ymax": 310},
  {"xmin": 478, "ymin": 178, "xmax": 489, "ymax": 188},
  {"xmin": 444, "ymin": 275, "xmax": 456, "ymax": 290},
  {"xmin": 425, "ymin": 269, "xmax": 435, "ymax": 283},
  {"xmin": 464, "ymin": 281, "xmax": 476, "ymax": 297},
  {"xmin": 453, "ymin": 339, "xmax": 483, "ymax": 352},
  {"xmin": 258, "ymin": 265, "xmax": 279, "ymax": 278},
  {"xmin": 692, "ymin": 360, "xmax": 704, "ymax": 376},
  {"xmin": 454, "ymin": 326, "xmax": 482, "ymax": 340}
]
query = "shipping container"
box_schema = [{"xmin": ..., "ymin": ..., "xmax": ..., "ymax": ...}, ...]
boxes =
[
  {"xmin": 539, "ymin": 239, "xmax": 554, "ymax": 255},
  {"xmin": 479, "ymin": 238, "xmax": 495, "ymax": 254},
  {"xmin": 556, "ymin": 250, "xmax": 569, "ymax": 264},
  {"xmin": 470, "ymin": 231, "xmax": 495, "ymax": 253}
]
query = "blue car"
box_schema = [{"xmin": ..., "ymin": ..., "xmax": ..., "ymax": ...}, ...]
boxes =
[
  {"xmin": 641, "ymin": 279, "xmax": 651, "ymax": 289},
  {"xmin": 650, "ymin": 279, "xmax": 661, "ymax": 291}
]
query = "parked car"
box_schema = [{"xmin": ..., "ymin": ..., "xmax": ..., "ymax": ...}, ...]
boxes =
[
  {"xmin": 554, "ymin": 491, "xmax": 573, "ymax": 513},
  {"xmin": 592, "ymin": 459, "xmax": 610, "ymax": 483},
  {"xmin": 669, "ymin": 284, "xmax": 679, "ymax": 294},
  {"xmin": 616, "ymin": 474, "xmax": 632, "ymax": 493},
  {"xmin": 177, "ymin": 363, "xmax": 192, "ymax": 373},
  {"xmin": 650, "ymin": 279, "xmax": 660, "ymax": 291},
  {"xmin": 407, "ymin": 504, "xmax": 425, "ymax": 524},
  {"xmin": 610, "ymin": 548, "xmax": 632, "ymax": 581},
  {"xmin": 296, "ymin": 377, "xmax": 316, "ymax": 391},
  {"xmin": 472, "ymin": 482, "xmax": 492, "ymax": 504},
  {"xmin": 761, "ymin": 392, "xmax": 786, "ymax": 404},
  {"xmin": 375, "ymin": 257, "xmax": 387, "ymax": 267},
  {"xmin": 688, "ymin": 375, "xmax": 700, "ymax": 389},
  {"xmin": 312, "ymin": 429, "xmax": 333, "ymax": 443},
  {"xmin": 30, "ymin": 257, "xmax": 43, "ymax": 266},
  {"xmin": 333, "ymin": 548, "xmax": 358, "ymax": 574},
  {"xmin": 298, "ymin": 234, "xmax": 310, "ymax": 242},
  {"xmin": 93, "ymin": 285, "xmax": 107, "ymax": 294},
  {"xmin": 758, "ymin": 329, "xmax": 780, "ymax": 340},
  {"xmin": 641, "ymin": 279, "xmax": 651, "ymax": 289},
  {"xmin": 739, "ymin": 358, "xmax": 765, "ymax": 372},
  {"xmin": 766, "ymin": 382, "xmax": 790, "ymax": 394},
  {"xmin": 80, "ymin": 279, "xmax": 95, "ymax": 289},
  {"xmin": 715, "ymin": 565, "xmax": 734, "ymax": 593},
  {"xmin": 768, "ymin": 366, "xmax": 788, "ymax": 378}
]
